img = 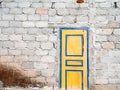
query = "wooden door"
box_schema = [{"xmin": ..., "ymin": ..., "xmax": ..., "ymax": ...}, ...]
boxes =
[{"xmin": 59, "ymin": 27, "xmax": 89, "ymax": 90}]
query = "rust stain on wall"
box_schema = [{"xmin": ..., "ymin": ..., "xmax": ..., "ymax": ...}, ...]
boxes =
[
  {"xmin": 0, "ymin": 63, "xmax": 45, "ymax": 87},
  {"xmin": 77, "ymin": 0, "xmax": 84, "ymax": 3}
]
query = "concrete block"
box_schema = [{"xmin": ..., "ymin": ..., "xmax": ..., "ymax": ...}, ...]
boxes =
[
  {"xmin": 31, "ymin": 3, "xmax": 42, "ymax": 7},
  {"xmin": 80, "ymin": 3, "xmax": 89, "ymax": 8},
  {"xmin": 22, "ymin": 49, "xmax": 35, "ymax": 55},
  {"xmin": 22, "ymin": 62, "xmax": 34, "ymax": 69},
  {"xmin": 41, "ymin": 69, "xmax": 54, "ymax": 77},
  {"xmin": 9, "ymin": 35, "xmax": 22, "ymax": 41},
  {"xmin": 0, "ymin": 21, "xmax": 9, "ymax": 27},
  {"xmin": 15, "ymin": 42, "xmax": 27, "ymax": 49},
  {"xmin": 15, "ymin": 15, "xmax": 27, "ymax": 21},
  {"xmin": 22, "ymin": 21, "xmax": 35, "ymax": 27},
  {"xmin": 54, "ymin": 3, "xmax": 65, "ymax": 8},
  {"xmin": 69, "ymin": 9, "xmax": 81, "ymax": 15},
  {"xmin": 9, "ymin": 50, "xmax": 21, "ymax": 55},
  {"xmin": 95, "ymin": 35, "xmax": 107, "ymax": 41},
  {"xmin": 49, "ymin": 16, "xmax": 62, "ymax": 22},
  {"xmin": 36, "ymin": 35, "xmax": 48, "ymax": 41},
  {"xmin": 23, "ymin": 35, "xmax": 35, "ymax": 41},
  {"xmin": 102, "ymin": 42, "xmax": 115, "ymax": 49},
  {"xmin": 40, "ymin": 28, "xmax": 53, "ymax": 35},
  {"xmin": 36, "ymin": 21, "xmax": 48, "ymax": 27},
  {"xmin": 4, "ymin": 0, "xmax": 14, "ymax": 2},
  {"xmin": 109, "ymin": 50, "xmax": 120, "ymax": 57},
  {"xmin": 6, "ymin": 2, "xmax": 17, "ymax": 8},
  {"xmin": 0, "ymin": 35, "xmax": 9, "ymax": 40},
  {"xmin": 96, "ymin": 29, "xmax": 113, "ymax": 35},
  {"xmin": 36, "ymin": 8, "xmax": 48, "ymax": 14},
  {"xmin": 28, "ymin": 15, "xmax": 40, "ymax": 20},
  {"xmin": 3, "ymin": 41, "xmax": 14, "ymax": 49},
  {"xmin": 34, "ymin": 62, "xmax": 48, "ymax": 70},
  {"xmin": 1, "ymin": 28, "xmax": 14, "ymax": 34},
  {"xmin": 0, "ymin": 49, "xmax": 8, "ymax": 55},
  {"xmin": 36, "ymin": 49, "xmax": 48, "ymax": 55},
  {"xmin": 10, "ymin": 8, "xmax": 22, "ymax": 14},
  {"xmin": 41, "ymin": 56, "xmax": 55, "ymax": 63},
  {"xmin": 63, "ymin": 16, "xmax": 75, "ymax": 23},
  {"xmin": 27, "ymin": 28, "xmax": 38, "ymax": 35},
  {"xmin": 95, "ymin": 78, "xmax": 108, "ymax": 84},
  {"xmin": 27, "ymin": 42, "xmax": 40, "ymax": 49},
  {"xmin": 18, "ymin": 2, "xmax": 31, "ymax": 7},
  {"xmin": 15, "ymin": 28, "xmax": 27, "ymax": 34},
  {"xmin": 57, "ymin": 9, "xmax": 69, "ymax": 15},
  {"xmin": 23, "ymin": 8, "xmax": 35, "ymax": 14},
  {"xmin": 28, "ymin": 56, "xmax": 41, "ymax": 61},
  {"xmin": 116, "ymin": 43, "xmax": 120, "ymax": 49},
  {"xmin": 43, "ymin": 3, "xmax": 52, "ymax": 8},
  {"xmin": 10, "ymin": 21, "xmax": 22, "ymax": 27},
  {"xmin": 66, "ymin": 3, "xmax": 79, "ymax": 8},
  {"xmin": 41, "ymin": 42, "xmax": 53, "ymax": 49},
  {"xmin": 41, "ymin": 15, "xmax": 48, "ymax": 21},
  {"xmin": 49, "ymin": 9, "xmax": 56, "ymax": 16},
  {"xmin": 95, "ymin": 0, "xmax": 107, "ymax": 2},
  {"xmin": 113, "ymin": 29, "xmax": 120, "ymax": 35},
  {"xmin": 77, "ymin": 16, "xmax": 88, "ymax": 22},
  {"xmin": 0, "ymin": 8, "xmax": 9, "ymax": 14},
  {"xmin": 14, "ymin": 56, "xmax": 28, "ymax": 61},
  {"xmin": 108, "ymin": 36, "xmax": 118, "ymax": 42},
  {"xmin": 2, "ymin": 15, "xmax": 14, "ymax": 20},
  {"xmin": 49, "ymin": 35, "xmax": 57, "ymax": 42},
  {"xmin": 49, "ymin": 49, "xmax": 57, "ymax": 56}
]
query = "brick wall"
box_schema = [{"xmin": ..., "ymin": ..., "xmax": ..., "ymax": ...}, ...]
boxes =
[{"xmin": 0, "ymin": 0, "xmax": 120, "ymax": 90}]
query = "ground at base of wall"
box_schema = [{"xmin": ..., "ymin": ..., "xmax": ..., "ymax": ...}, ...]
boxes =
[
  {"xmin": 0, "ymin": 86, "xmax": 60, "ymax": 90},
  {"xmin": 91, "ymin": 85, "xmax": 120, "ymax": 90},
  {"xmin": 1, "ymin": 85, "xmax": 120, "ymax": 90}
]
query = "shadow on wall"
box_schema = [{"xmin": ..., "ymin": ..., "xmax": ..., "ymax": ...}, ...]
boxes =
[{"xmin": 0, "ymin": 63, "xmax": 46, "ymax": 88}]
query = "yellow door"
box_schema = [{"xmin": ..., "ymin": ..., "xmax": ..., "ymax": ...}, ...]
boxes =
[{"xmin": 59, "ymin": 27, "xmax": 89, "ymax": 90}]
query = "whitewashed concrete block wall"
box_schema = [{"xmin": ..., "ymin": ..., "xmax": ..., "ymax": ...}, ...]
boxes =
[{"xmin": 0, "ymin": 0, "xmax": 120, "ymax": 90}]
